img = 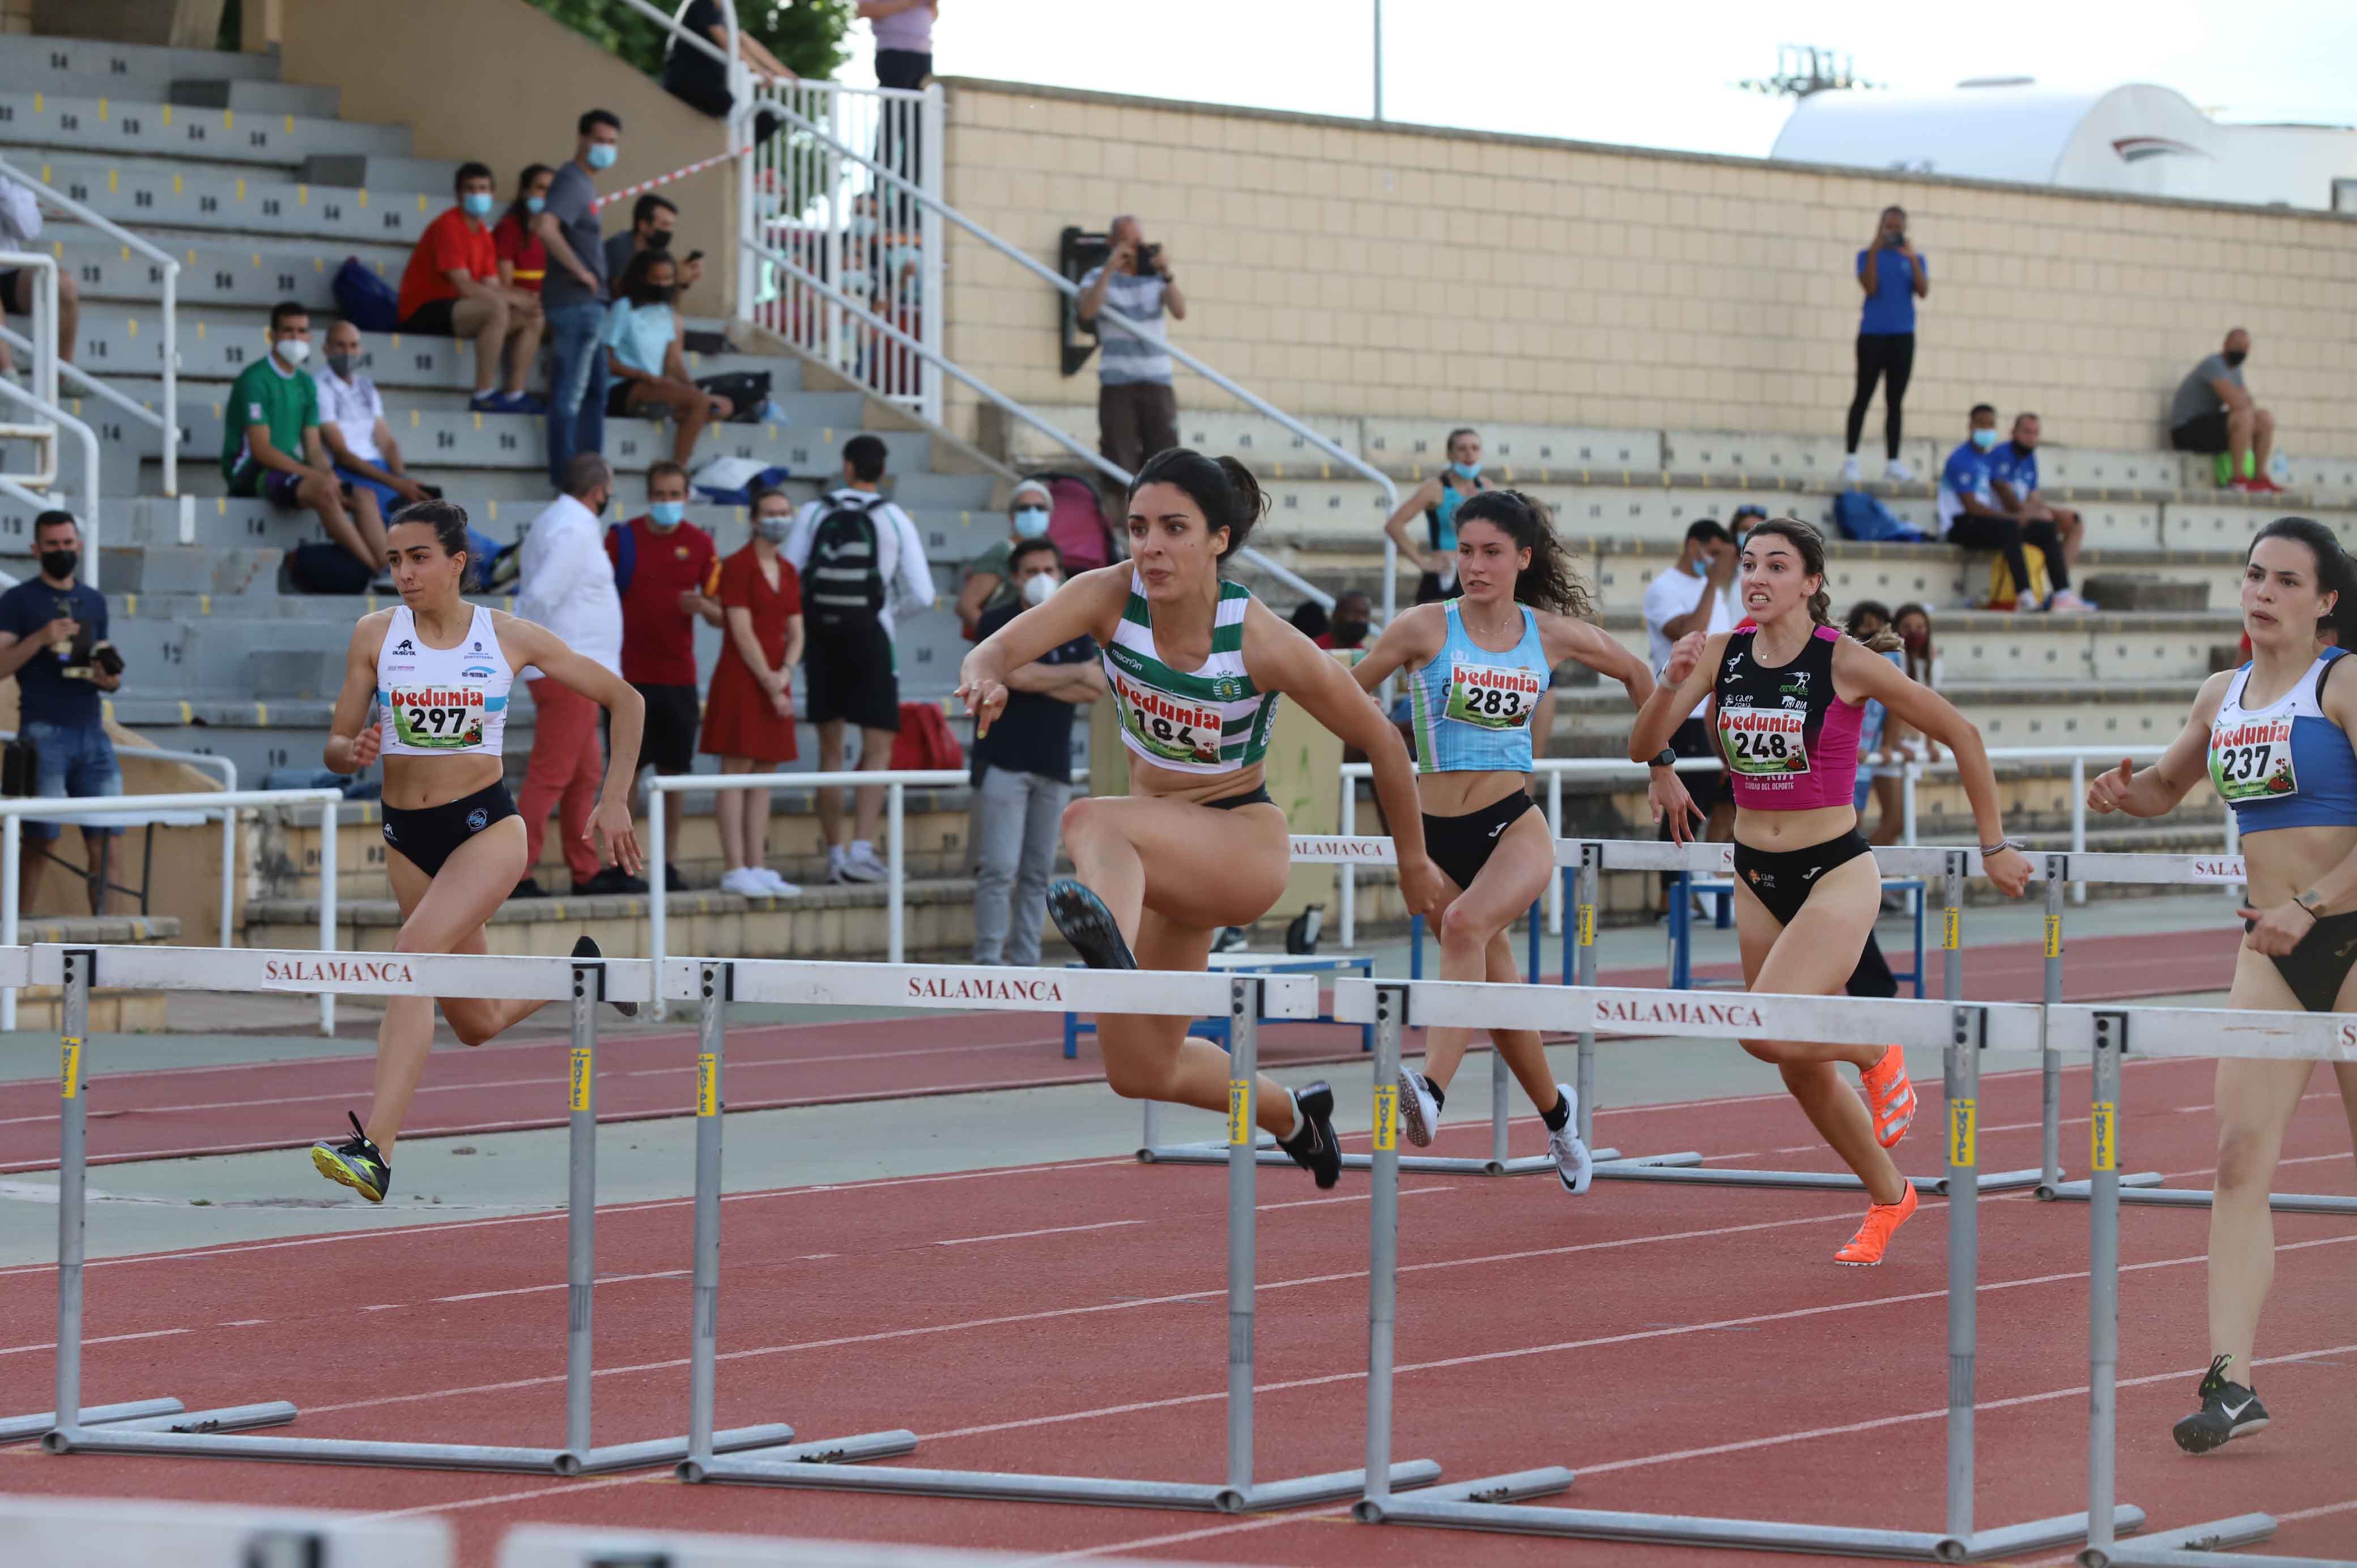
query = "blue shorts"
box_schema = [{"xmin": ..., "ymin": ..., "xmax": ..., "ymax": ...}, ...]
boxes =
[
  {"xmin": 26, "ymin": 721, "xmax": 121, "ymax": 840},
  {"xmin": 335, "ymin": 463, "xmax": 402, "ymax": 516},
  {"xmin": 228, "ymin": 462, "xmax": 305, "ymax": 510}
]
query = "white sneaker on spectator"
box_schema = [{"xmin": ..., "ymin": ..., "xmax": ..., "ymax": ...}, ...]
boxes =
[
  {"xmin": 840, "ymin": 842, "xmax": 888, "ymax": 883},
  {"xmin": 751, "ymin": 867, "xmax": 801, "ymax": 896},
  {"xmin": 826, "ymin": 845, "xmax": 850, "ymax": 884},
  {"xmin": 1883, "ymin": 458, "xmax": 1916, "ymax": 483},
  {"xmin": 2047, "ymin": 589, "xmax": 2094, "ymax": 613},
  {"xmin": 719, "ymin": 866, "xmax": 769, "ymax": 897},
  {"xmin": 1839, "ymin": 454, "xmax": 1862, "ymax": 484},
  {"xmin": 2012, "ymin": 594, "xmax": 2047, "ymax": 613}
]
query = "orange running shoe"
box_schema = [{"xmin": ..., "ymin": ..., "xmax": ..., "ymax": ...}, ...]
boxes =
[
  {"xmin": 1835, "ymin": 1183, "xmax": 1919, "ymax": 1266},
  {"xmin": 1860, "ymin": 1045, "xmax": 1916, "ymax": 1149}
]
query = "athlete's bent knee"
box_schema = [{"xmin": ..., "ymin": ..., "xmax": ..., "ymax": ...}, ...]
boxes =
[
  {"xmin": 1738, "ymin": 1037, "xmax": 1795, "ymax": 1064},
  {"xmin": 2213, "ymin": 1123, "xmax": 2277, "ymax": 1194},
  {"xmin": 1102, "ymin": 1053, "xmax": 1176, "ymax": 1102}
]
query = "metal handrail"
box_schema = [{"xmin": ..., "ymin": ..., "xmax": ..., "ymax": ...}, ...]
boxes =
[
  {"xmin": 744, "ymin": 93, "xmax": 1399, "ymax": 615},
  {"xmin": 0, "ymin": 157, "xmax": 178, "ymax": 496},
  {"xmin": 0, "ymin": 323, "xmax": 166, "ymax": 438},
  {"xmin": 0, "ymin": 378, "xmax": 101, "ymax": 587}
]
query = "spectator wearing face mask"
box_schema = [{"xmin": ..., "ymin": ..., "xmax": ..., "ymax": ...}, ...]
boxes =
[
  {"xmin": 956, "ymin": 478, "xmax": 1053, "ymax": 637},
  {"xmin": 0, "ymin": 510, "xmax": 123, "ymax": 915},
  {"xmin": 2170, "ymin": 327, "xmax": 2280, "ymax": 492},
  {"xmin": 605, "ymin": 194, "xmax": 705, "ymax": 304},
  {"xmin": 608, "ymin": 458, "xmax": 722, "ymax": 889},
  {"xmin": 701, "ymin": 487, "xmax": 806, "ymax": 897},
  {"xmin": 223, "ymin": 301, "xmax": 382, "ymax": 577},
  {"xmin": 493, "ymin": 164, "xmax": 554, "ymax": 296},
  {"xmin": 969, "ymin": 538, "xmax": 1103, "ymax": 966},
  {"xmin": 1939, "ymin": 403, "xmax": 2081, "ymax": 612},
  {"xmin": 1382, "ymin": 427, "xmax": 1488, "ymax": 604},
  {"xmin": 537, "ymin": 109, "xmax": 623, "ymax": 489},
  {"xmin": 605, "ymin": 248, "xmax": 733, "ymax": 468},
  {"xmin": 1313, "ymin": 590, "xmax": 1373, "ymax": 651},
  {"xmin": 314, "ymin": 317, "xmax": 434, "ymax": 543},
  {"xmin": 1989, "ymin": 412, "xmax": 2090, "ymax": 608},
  {"xmin": 395, "ymin": 161, "xmax": 547, "ymax": 415}
]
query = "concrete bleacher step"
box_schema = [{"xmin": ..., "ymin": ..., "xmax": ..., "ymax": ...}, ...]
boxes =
[
  {"xmin": 298, "ymin": 153, "xmax": 461, "ymax": 195},
  {"xmin": 8, "ymin": 152, "xmax": 433, "ymax": 246},
  {"xmin": 0, "ymin": 90, "xmax": 407, "ymax": 169},
  {"xmin": 168, "ymin": 79, "xmax": 342, "ymax": 120},
  {"xmin": 58, "ymin": 227, "xmax": 407, "ymax": 313},
  {"xmin": 7, "ymin": 35, "xmax": 280, "ymax": 89}
]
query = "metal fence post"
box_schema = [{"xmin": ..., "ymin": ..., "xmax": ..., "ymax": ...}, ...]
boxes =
[
  {"xmin": 2084, "ymin": 1014, "xmax": 2124, "ymax": 1565},
  {"xmin": 217, "ymin": 806, "xmax": 235, "ymax": 950},
  {"xmin": 318, "ymin": 795, "xmax": 338, "ymax": 1036},
  {"xmin": 51, "ymin": 948, "xmax": 90, "ymax": 1442},
  {"xmin": 564, "ymin": 961, "xmax": 598, "ymax": 1460},
  {"xmin": 2070, "ymin": 757, "xmax": 2088, "ymax": 906},
  {"xmin": 1943, "ymin": 849, "xmax": 1964, "ymax": 1002},
  {"xmin": 2041, "ymin": 857, "xmax": 2065, "ymax": 1192},
  {"xmin": 3, "ymin": 813, "xmax": 18, "ymax": 1032},
  {"xmin": 1575, "ymin": 843, "xmax": 1599, "ymax": 1148},
  {"xmin": 1338, "ymin": 774, "xmax": 1356, "ymax": 951},
  {"xmin": 1545, "ymin": 768, "xmax": 1564, "ymax": 936},
  {"xmin": 649, "ymin": 786, "xmax": 669, "ymax": 1022},
  {"xmin": 1945, "ymin": 1002, "xmax": 1981, "ymax": 1546},
  {"xmin": 1362, "ymin": 982, "xmax": 1404, "ymax": 1511},
  {"xmin": 687, "ymin": 960, "xmax": 730, "ymax": 1467},
  {"xmin": 888, "ymin": 780, "xmax": 905, "ymax": 964}
]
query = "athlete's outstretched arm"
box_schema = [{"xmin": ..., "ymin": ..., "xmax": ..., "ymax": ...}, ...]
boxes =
[
  {"xmin": 2085, "ymin": 671, "xmax": 2230, "ymax": 820},
  {"xmin": 1837, "ymin": 638, "xmax": 2030, "ymax": 895},
  {"xmin": 325, "ymin": 612, "xmax": 391, "ymax": 774},
  {"xmin": 500, "ymin": 616, "xmax": 645, "ymax": 875},
  {"xmin": 1246, "ymin": 602, "xmax": 1444, "ymax": 917},
  {"xmin": 958, "ymin": 564, "xmax": 1127, "ymax": 738}
]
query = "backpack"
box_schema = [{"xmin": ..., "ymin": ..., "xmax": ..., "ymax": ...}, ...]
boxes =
[
  {"xmin": 1831, "ymin": 488, "xmax": 1930, "ymax": 544},
  {"xmin": 331, "ymin": 256, "xmax": 401, "ymax": 333},
  {"xmin": 289, "ymin": 539, "xmax": 373, "ymax": 594},
  {"xmin": 805, "ymin": 493, "xmax": 888, "ymax": 634},
  {"xmin": 694, "ymin": 369, "xmax": 772, "ymax": 424},
  {"xmin": 889, "ymin": 701, "xmax": 966, "ymax": 770},
  {"xmin": 1986, "ymin": 544, "xmax": 2051, "ymax": 610},
  {"xmin": 1036, "ymin": 472, "xmax": 1117, "ymax": 572}
]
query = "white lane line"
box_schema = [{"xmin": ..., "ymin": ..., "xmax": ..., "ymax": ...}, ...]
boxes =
[
  {"xmin": 938, "ymin": 1220, "xmax": 1142, "ymax": 1247},
  {"xmin": 0, "ymin": 1326, "xmax": 190, "ymax": 1357},
  {"xmin": 357, "ymin": 1471, "xmax": 663, "ymax": 1522}
]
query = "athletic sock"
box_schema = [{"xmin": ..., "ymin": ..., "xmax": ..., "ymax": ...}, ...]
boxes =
[
  {"xmin": 1423, "ymin": 1074, "xmax": 1446, "ymax": 1113},
  {"xmin": 2242, "ymin": 449, "xmax": 2258, "ymax": 479},
  {"xmin": 1282, "ymin": 1090, "xmax": 1304, "ymax": 1140},
  {"xmin": 1539, "ymin": 1092, "xmax": 1570, "ymax": 1133}
]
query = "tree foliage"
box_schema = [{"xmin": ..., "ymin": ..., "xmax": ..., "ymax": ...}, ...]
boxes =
[{"xmin": 524, "ymin": 0, "xmax": 853, "ymax": 83}]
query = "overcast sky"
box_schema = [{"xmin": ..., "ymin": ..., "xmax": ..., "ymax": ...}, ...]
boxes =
[{"xmin": 838, "ymin": 1, "xmax": 2357, "ymax": 160}]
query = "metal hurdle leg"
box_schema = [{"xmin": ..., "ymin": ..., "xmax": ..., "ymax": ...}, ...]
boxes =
[
  {"xmin": 2079, "ymin": 1013, "xmax": 2271, "ymax": 1568},
  {"xmin": 48, "ymin": 953, "xmax": 795, "ymax": 1476},
  {"xmin": 687, "ymin": 973, "xmax": 1440, "ymax": 1510},
  {"xmin": 2036, "ymin": 856, "xmax": 2168, "ymax": 1204},
  {"xmin": 1573, "ymin": 843, "xmax": 1703, "ymax": 1174},
  {"xmin": 1363, "ymin": 996, "xmax": 2130, "ymax": 1562},
  {"xmin": 1594, "ymin": 851, "xmax": 2043, "ymax": 1196}
]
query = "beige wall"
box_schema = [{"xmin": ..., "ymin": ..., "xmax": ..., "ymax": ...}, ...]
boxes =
[
  {"xmin": 279, "ymin": 0, "xmax": 740, "ymax": 316},
  {"xmin": 939, "ymin": 79, "xmax": 2357, "ymax": 458}
]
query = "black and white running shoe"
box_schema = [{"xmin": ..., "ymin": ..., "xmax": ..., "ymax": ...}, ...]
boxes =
[
  {"xmin": 1545, "ymin": 1083, "xmax": 1593, "ymax": 1195},
  {"xmin": 1396, "ymin": 1068, "xmax": 1439, "ymax": 1148},
  {"xmin": 1277, "ymin": 1082, "xmax": 1342, "ymax": 1188},
  {"xmin": 572, "ymin": 934, "xmax": 638, "ymax": 1017},
  {"xmin": 2172, "ymin": 1355, "xmax": 2269, "ymax": 1454},
  {"xmin": 1046, "ymin": 880, "xmax": 1138, "ymax": 970}
]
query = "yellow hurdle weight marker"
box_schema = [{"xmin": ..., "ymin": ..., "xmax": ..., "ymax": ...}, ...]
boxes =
[
  {"xmin": 59, "ymin": 1037, "xmax": 82, "ymax": 1100},
  {"xmin": 1943, "ymin": 904, "xmax": 1960, "ymax": 951},
  {"xmin": 1948, "ymin": 1097, "xmax": 1976, "ymax": 1168},
  {"xmin": 2090, "ymin": 1100, "xmax": 2117, "ymax": 1171},
  {"xmin": 1577, "ymin": 902, "xmax": 1596, "ymax": 948},
  {"xmin": 1373, "ymin": 1084, "xmax": 1397, "ymax": 1152},
  {"xmin": 568, "ymin": 1047, "xmax": 593, "ymax": 1113},
  {"xmin": 2044, "ymin": 915, "xmax": 2061, "ymax": 960},
  {"xmin": 1228, "ymin": 1079, "xmax": 1250, "ymax": 1145},
  {"xmin": 696, "ymin": 1053, "xmax": 720, "ymax": 1117}
]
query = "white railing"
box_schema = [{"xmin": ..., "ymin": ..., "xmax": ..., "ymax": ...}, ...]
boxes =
[
  {"xmin": 0, "ymin": 786, "xmax": 340, "ymax": 1032},
  {"xmin": 0, "ymin": 252, "xmax": 103, "ymax": 581},
  {"xmin": 0, "ymin": 159, "xmax": 180, "ymax": 498},
  {"xmin": 735, "ymin": 93, "xmax": 1396, "ymax": 616}
]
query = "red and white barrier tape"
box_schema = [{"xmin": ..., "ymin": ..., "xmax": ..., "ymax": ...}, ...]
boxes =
[{"xmin": 594, "ymin": 144, "xmax": 748, "ymax": 210}]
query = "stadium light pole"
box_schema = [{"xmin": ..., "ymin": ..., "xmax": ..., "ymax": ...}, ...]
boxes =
[{"xmin": 1372, "ymin": 0, "xmax": 1383, "ymax": 121}]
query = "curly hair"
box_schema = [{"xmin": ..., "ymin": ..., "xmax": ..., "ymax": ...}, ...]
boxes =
[{"xmin": 1451, "ymin": 488, "xmax": 1592, "ymax": 618}]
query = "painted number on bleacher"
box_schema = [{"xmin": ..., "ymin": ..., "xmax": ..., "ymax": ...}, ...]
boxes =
[
  {"xmin": 81, "ymin": 266, "xmax": 102, "ymax": 284},
  {"xmin": 185, "ymin": 123, "xmax": 206, "ymax": 142},
  {"xmin": 414, "ymin": 353, "xmax": 433, "ymax": 370},
  {"xmin": 383, "ymin": 214, "xmax": 403, "ymax": 231},
  {"xmin": 249, "ymin": 131, "xmax": 268, "ymax": 148},
  {"xmin": 199, "ymin": 195, "xmax": 218, "ymax": 214},
  {"xmin": 0, "ymin": 106, "xmax": 13, "ymax": 123},
  {"xmin": 100, "ymin": 422, "xmax": 123, "ymax": 442},
  {"xmin": 133, "ymin": 190, "xmax": 152, "ymax": 208},
  {"xmin": 212, "ymin": 270, "xmax": 235, "ymax": 291},
  {"xmin": 222, "ymin": 344, "xmax": 243, "ymax": 364},
  {"xmin": 159, "ymin": 641, "xmax": 183, "ymax": 664},
  {"xmin": 57, "ymin": 113, "xmax": 78, "ymax": 131},
  {"xmin": 277, "ymin": 275, "xmax": 296, "ymax": 292},
  {"xmin": 436, "ymin": 431, "xmax": 456, "ymax": 449},
  {"xmin": 497, "ymin": 433, "xmax": 517, "ymax": 452},
  {"xmin": 324, "ymin": 203, "xmax": 342, "ymax": 221},
  {"xmin": 246, "ymin": 517, "xmax": 267, "ymax": 536},
  {"xmin": 267, "ymin": 747, "xmax": 289, "ymax": 768},
  {"xmin": 262, "ymin": 198, "xmax": 280, "ymax": 217},
  {"xmin": 121, "ymin": 117, "xmax": 142, "ymax": 135},
  {"xmin": 66, "ymin": 182, "xmax": 87, "ymax": 202},
  {"xmin": 617, "ymin": 438, "xmax": 640, "ymax": 458}
]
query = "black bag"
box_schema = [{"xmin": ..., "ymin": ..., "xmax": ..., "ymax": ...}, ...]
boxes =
[
  {"xmin": 290, "ymin": 540, "xmax": 374, "ymax": 595},
  {"xmin": 695, "ymin": 369, "xmax": 771, "ymax": 424},
  {"xmin": 805, "ymin": 495, "xmax": 887, "ymax": 634},
  {"xmin": 1, "ymin": 734, "xmax": 36, "ymax": 798}
]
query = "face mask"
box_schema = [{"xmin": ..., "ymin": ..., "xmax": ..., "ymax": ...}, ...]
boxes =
[
  {"xmin": 39, "ymin": 549, "xmax": 76, "ymax": 581},
  {"xmin": 1970, "ymin": 428, "xmax": 1998, "ymax": 451},
  {"xmin": 586, "ymin": 143, "xmax": 618, "ymax": 171},
  {"xmin": 525, "ymin": 195, "xmax": 546, "ymax": 215},
  {"xmin": 1449, "ymin": 461, "xmax": 1481, "ymax": 482},
  {"xmin": 755, "ymin": 512, "xmax": 793, "ymax": 543},
  {"xmin": 326, "ymin": 352, "xmax": 360, "ymax": 378},
  {"xmin": 852, "ymin": 215, "xmax": 878, "ymax": 238},
  {"xmin": 1901, "ymin": 627, "xmax": 1928, "ymax": 650},
  {"xmin": 275, "ymin": 338, "xmax": 310, "ymax": 367},
  {"xmin": 648, "ymin": 501, "xmax": 685, "ymax": 529},
  {"xmin": 632, "ymin": 284, "xmax": 673, "ymax": 308},
  {"xmin": 1331, "ymin": 619, "xmax": 1368, "ymax": 646},
  {"xmin": 1020, "ymin": 571, "xmax": 1061, "ymax": 607},
  {"xmin": 643, "ymin": 228, "xmax": 672, "ymax": 252},
  {"xmin": 461, "ymin": 191, "xmax": 493, "ymax": 218},
  {"xmin": 2223, "ymin": 350, "xmax": 2248, "ymax": 368},
  {"xmin": 1011, "ymin": 506, "xmax": 1050, "ymax": 539}
]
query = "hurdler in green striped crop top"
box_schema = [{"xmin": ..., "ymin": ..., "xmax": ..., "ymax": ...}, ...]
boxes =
[{"xmin": 1100, "ymin": 574, "xmax": 1283, "ymax": 775}]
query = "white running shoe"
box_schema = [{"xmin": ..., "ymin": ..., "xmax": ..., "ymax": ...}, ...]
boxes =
[
  {"xmin": 2011, "ymin": 593, "xmax": 2046, "ymax": 613},
  {"xmin": 826, "ymin": 844, "xmax": 850, "ymax": 884},
  {"xmin": 719, "ymin": 866, "xmax": 768, "ymax": 897},
  {"xmin": 1396, "ymin": 1068, "xmax": 1439, "ymax": 1148},
  {"xmin": 1839, "ymin": 454, "xmax": 1862, "ymax": 484},
  {"xmin": 1883, "ymin": 458, "xmax": 1916, "ymax": 483},
  {"xmin": 2047, "ymin": 589, "xmax": 2095, "ymax": 613},
  {"xmin": 840, "ymin": 842, "xmax": 888, "ymax": 883},
  {"xmin": 751, "ymin": 867, "xmax": 801, "ymax": 896},
  {"xmin": 1547, "ymin": 1083, "xmax": 1593, "ymax": 1195}
]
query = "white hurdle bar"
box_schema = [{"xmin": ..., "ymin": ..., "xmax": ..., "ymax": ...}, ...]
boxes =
[
  {"xmin": 31, "ymin": 943, "xmax": 862, "ymax": 1476},
  {"xmin": 1344, "ymin": 974, "xmax": 2141, "ymax": 1563},
  {"xmin": 660, "ymin": 955, "xmax": 1444, "ymax": 1511}
]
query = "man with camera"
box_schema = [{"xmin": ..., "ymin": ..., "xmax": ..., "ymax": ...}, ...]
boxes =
[
  {"xmin": 1076, "ymin": 214, "xmax": 1187, "ymax": 477},
  {"xmin": 0, "ymin": 510, "xmax": 125, "ymax": 914}
]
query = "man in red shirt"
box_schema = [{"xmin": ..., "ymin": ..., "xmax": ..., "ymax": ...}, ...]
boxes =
[
  {"xmin": 396, "ymin": 161, "xmax": 547, "ymax": 414},
  {"xmin": 607, "ymin": 458, "xmax": 721, "ymax": 887}
]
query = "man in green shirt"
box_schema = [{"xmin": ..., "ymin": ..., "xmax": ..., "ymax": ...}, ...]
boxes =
[{"xmin": 223, "ymin": 301, "xmax": 381, "ymax": 574}]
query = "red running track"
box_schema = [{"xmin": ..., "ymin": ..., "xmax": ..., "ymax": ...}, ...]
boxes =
[
  {"xmin": 0, "ymin": 927, "xmax": 2239, "ymax": 1174},
  {"xmin": 0, "ymin": 1053, "xmax": 2349, "ymax": 1567}
]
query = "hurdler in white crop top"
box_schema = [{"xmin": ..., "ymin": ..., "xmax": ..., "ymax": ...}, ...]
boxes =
[{"xmin": 374, "ymin": 604, "xmax": 514, "ymax": 758}]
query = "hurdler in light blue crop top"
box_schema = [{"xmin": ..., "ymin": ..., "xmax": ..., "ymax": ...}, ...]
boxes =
[{"xmin": 1406, "ymin": 600, "xmax": 1550, "ymax": 774}]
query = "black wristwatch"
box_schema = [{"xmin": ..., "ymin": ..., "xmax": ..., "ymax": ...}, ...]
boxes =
[{"xmin": 1649, "ymin": 749, "xmax": 1678, "ymax": 769}]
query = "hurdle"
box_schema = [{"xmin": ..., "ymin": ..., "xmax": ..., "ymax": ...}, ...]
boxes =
[
  {"xmin": 2036, "ymin": 851, "xmax": 2357, "ymax": 1217},
  {"xmin": 2052, "ymin": 1000, "xmax": 2356, "ymax": 1567},
  {"xmin": 33, "ymin": 941, "xmax": 861, "ymax": 1476},
  {"xmin": 666, "ymin": 955, "xmax": 1445, "ymax": 1511},
  {"xmin": 1347, "ymin": 972, "xmax": 2148, "ymax": 1562}
]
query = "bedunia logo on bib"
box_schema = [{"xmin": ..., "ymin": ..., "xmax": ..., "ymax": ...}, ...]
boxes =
[
  {"xmin": 1445, "ymin": 662, "xmax": 1543, "ymax": 731},
  {"xmin": 1117, "ymin": 674, "xmax": 1223, "ymax": 765}
]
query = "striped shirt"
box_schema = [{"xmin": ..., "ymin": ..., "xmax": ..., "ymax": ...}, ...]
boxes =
[
  {"xmin": 1101, "ymin": 574, "xmax": 1280, "ymax": 776},
  {"xmin": 1077, "ymin": 265, "xmax": 1173, "ymax": 387}
]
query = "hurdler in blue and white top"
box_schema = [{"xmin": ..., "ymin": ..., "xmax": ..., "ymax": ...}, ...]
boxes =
[{"xmin": 2207, "ymin": 646, "xmax": 2357, "ymax": 831}]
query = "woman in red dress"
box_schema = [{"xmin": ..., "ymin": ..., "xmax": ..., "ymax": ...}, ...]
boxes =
[{"xmin": 700, "ymin": 486, "xmax": 806, "ymax": 896}]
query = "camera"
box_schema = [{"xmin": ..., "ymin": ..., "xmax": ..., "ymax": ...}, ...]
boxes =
[{"xmin": 1136, "ymin": 241, "xmax": 1161, "ymax": 272}]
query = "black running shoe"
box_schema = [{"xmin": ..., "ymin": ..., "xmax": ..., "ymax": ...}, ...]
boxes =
[
  {"xmin": 1046, "ymin": 880, "xmax": 1138, "ymax": 970},
  {"xmin": 310, "ymin": 1111, "xmax": 389, "ymax": 1204},
  {"xmin": 2173, "ymin": 1354, "xmax": 2269, "ymax": 1454},
  {"xmin": 572, "ymin": 934, "xmax": 639, "ymax": 1017},
  {"xmin": 1277, "ymin": 1081, "xmax": 1342, "ymax": 1188}
]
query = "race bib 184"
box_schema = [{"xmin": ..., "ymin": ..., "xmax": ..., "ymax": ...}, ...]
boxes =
[
  {"xmin": 1717, "ymin": 705, "xmax": 1810, "ymax": 777},
  {"xmin": 2209, "ymin": 717, "xmax": 2297, "ymax": 803},
  {"xmin": 1117, "ymin": 674, "xmax": 1223, "ymax": 766},
  {"xmin": 1444, "ymin": 662, "xmax": 1544, "ymax": 731},
  {"xmin": 388, "ymin": 684, "xmax": 487, "ymax": 750}
]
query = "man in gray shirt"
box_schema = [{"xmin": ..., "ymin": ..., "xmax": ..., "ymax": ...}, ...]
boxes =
[
  {"xmin": 1075, "ymin": 214, "xmax": 1186, "ymax": 477},
  {"xmin": 534, "ymin": 108, "xmax": 622, "ymax": 488},
  {"xmin": 2169, "ymin": 327, "xmax": 2279, "ymax": 492}
]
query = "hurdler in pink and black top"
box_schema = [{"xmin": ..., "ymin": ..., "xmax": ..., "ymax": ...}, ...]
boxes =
[{"xmin": 1713, "ymin": 623, "xmax": 1866, "ymax": 811}]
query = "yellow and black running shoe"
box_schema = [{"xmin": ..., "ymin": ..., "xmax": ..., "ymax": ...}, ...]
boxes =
[{"xmin": 310, "ymin": 1111, "xmax": 389, "ymax": 1204}]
